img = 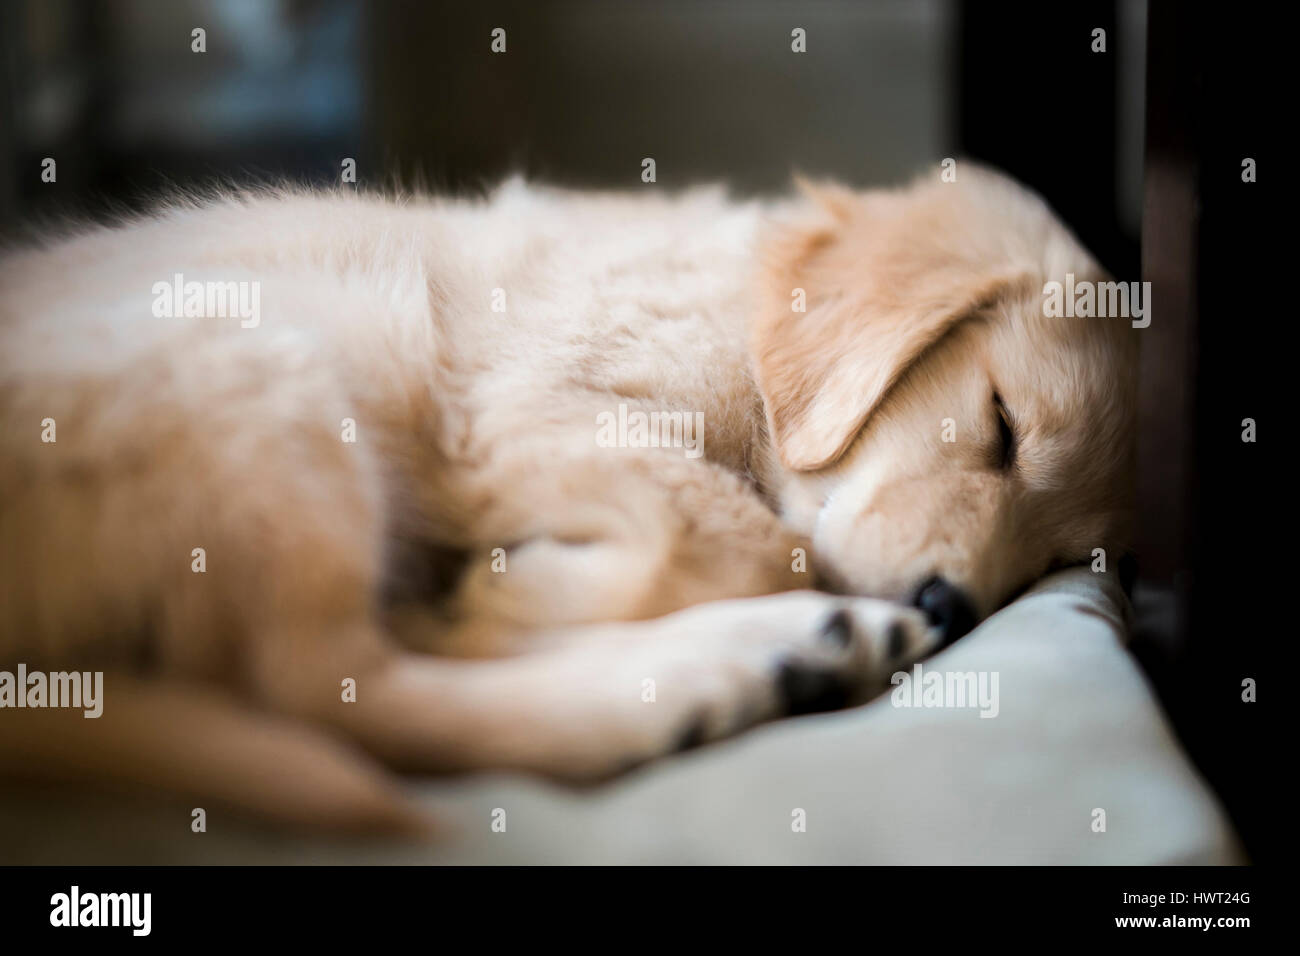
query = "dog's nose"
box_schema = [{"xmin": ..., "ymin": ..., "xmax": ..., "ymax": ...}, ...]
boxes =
[{"xmin": 912, "ymin": 577, "xmax": 977, "ymax": 646}]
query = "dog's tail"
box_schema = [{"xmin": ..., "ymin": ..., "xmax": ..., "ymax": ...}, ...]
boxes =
[{"xmin": 0, "ymin": 672, "xmax": 432, "ymax": 836}]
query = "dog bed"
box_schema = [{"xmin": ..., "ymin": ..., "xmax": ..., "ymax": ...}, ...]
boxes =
[{"xmin": 0, "ymin": 568, "xmax": 1241, "ymax": 864}]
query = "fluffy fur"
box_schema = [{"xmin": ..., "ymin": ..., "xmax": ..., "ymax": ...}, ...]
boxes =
[{"xmin": 0, "ymin": 167, "xmax": 1136, "ymax": 830}]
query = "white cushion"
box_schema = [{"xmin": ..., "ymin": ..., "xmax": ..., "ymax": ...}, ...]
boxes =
[
  {"xmin": 403, "ymin": 568, "xmax": 1243, "ymax": 865},
  {"xmin": 0, "ymin": 569, "xmax": 1242, "ymax": 863}
]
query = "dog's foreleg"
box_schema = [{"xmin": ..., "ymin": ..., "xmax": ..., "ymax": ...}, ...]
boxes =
[{"xmin": 297, "ymin": 591, "xmax": 939, "ymax": 782}]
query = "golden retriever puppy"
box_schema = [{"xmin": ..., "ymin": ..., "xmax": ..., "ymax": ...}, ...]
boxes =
[{"xmin": 0, "ymin": 166, "xmax": 1136, "ymax": 830}]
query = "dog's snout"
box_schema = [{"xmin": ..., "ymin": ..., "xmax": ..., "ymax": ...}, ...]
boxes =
[{"xmin": 912, "ymin": 577, "xmax": 976, "ymax": 646}]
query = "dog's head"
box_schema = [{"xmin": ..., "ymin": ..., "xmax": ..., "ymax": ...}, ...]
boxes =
[{"xmin": 755, "ymin": 166, "xmax": 1138, "ymax": 638}]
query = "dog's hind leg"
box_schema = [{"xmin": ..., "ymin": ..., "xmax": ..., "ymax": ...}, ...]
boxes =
[
  {"xmin": 0, "ymin": 332, "xmax": 439, "ymax": 829},
  {"xmin": 0, "ymin": 672, "xmax": 430, "ymax": 834},
  {"xmin": 402, "ymin": 451, "xmax": 814, "ymax": 658}
]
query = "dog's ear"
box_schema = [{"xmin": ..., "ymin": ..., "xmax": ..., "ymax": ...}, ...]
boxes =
[{"xmin": 754, "ymin": 180, "xmax": 1026, "ymax": 472}]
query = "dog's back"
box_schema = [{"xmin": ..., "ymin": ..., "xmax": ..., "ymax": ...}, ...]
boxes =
[{"xmin": 0, "ymin": 183, "xmax": 795, "ymax": 829}]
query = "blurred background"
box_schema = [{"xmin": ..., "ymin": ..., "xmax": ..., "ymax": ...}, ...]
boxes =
[
  {"xmin": 0, "ymin": 0, "xmax": 1143, "ymax": 280},
  {"xmin": 0, "ymin": 0, "xmax": 1271, "ymax": 858}
]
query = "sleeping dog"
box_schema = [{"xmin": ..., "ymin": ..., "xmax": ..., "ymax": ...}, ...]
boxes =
[{"xmin": 0, "ymin": 166, "xmax": 1136, "ymax": 829}]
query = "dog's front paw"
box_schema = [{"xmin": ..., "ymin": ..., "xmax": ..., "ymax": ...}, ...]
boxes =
[
  {"xmin": 526, "ymin": 591, "xmax": 940, "ymax": 782},
  {"xmin": 659, "ymin": 590, "xmax": 939, "ymax": 730}
]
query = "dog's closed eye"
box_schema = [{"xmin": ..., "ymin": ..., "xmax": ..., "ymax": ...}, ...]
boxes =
[{"xmin": 993, "ymin": 392, "xmax": 1016, "ymax": 470}]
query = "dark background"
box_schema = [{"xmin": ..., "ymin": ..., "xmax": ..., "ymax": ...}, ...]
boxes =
[
  {"xmin": 0, "ymin": 0, "xmax": 1270, "ymax": 859},
  {"xmin": 0, "ymin": 0, "xmax": 1143, "ymax": 279}
]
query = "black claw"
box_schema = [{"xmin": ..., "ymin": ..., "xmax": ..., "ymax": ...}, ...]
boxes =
[
  {"xmin": 777, "ymin": 659, "xmax": 853, "ymax": 716},
  {"xmin": 818, "ymin": 609, "xmax": 853, "ymax": 649},
  {"xmin": 887, "ymin": 622, "xmax": 906, "ymax": 659},
  {"xmin": 674, "ymin": 714, "xmax": 709, "ymax": 752}
]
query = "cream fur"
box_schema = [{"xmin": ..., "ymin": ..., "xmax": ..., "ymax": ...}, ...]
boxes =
[{"xmin": 0, "ymin": 167, "xmax": 1136, "ymax": 829}]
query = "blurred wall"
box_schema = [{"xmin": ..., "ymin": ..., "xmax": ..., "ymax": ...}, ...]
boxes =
[
  {"xmin": 2, "ymin": 0, "xmax": 957, "ymax": 226},
  {"xmin": 1, "ymin": 0, "xmax": 1148, "ymax": 274},
  {"xmin": 0, "ymin": 0, "xmax": 364, "ymax": 226},
  {"xmin": 366, "ymin": 0, "xmax": 955, "ymax": 194}
]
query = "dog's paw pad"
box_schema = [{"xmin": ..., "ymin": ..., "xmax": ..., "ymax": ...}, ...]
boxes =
[
  {"xmin": 886, "ymin": 621, "xmax": 907, "ymax": 660},
  {"xmin": 776, "ymin": 658, "xmax": 853, "ymax": 716},
  {"xmin": 673, "ymin": 712, "xmax": 710, "ymax": 752}
]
